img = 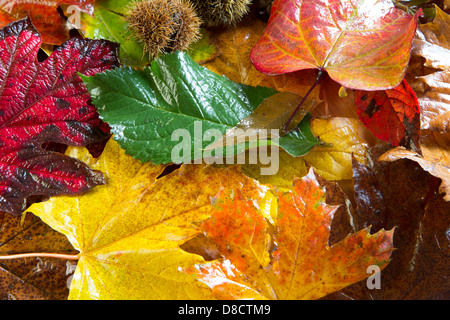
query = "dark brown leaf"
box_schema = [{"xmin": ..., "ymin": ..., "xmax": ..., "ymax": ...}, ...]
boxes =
[
  {"xmin": 0, "ymin": 211, "xmax": 76, "ymax": 300},
  {"xmin": 324, "ymin": 143, "xmax": 449, "ymax": 299}
]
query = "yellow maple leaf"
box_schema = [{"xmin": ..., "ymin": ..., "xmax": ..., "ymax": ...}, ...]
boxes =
[{"xmin": 28, "ymin": 138, "xmax": 268, "ymax": 299}]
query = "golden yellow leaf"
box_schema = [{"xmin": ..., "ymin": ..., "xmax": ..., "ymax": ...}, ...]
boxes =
[
  {"xmin": 241, "ymin": 149, "xmax": 308, "ymax": 190},
  {"xmin": 28, "ymin": 138, "xmax": 268, "ymax": 299},
  {"xmin": 302, "ymin": 117, "xmax": 370, "ymax": 180}
]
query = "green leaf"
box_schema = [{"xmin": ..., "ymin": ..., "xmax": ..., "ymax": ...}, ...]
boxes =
[
  {"xmin": 82, "ymin": 52, "xmax": 319, "ymax": 164},
  {"xmin": 80, "ymin": 0, "xmax": 150, "ymax": 68},
  {"xmin": 278, "ymin": 113, "xmax": 322, "ymax": 157}
]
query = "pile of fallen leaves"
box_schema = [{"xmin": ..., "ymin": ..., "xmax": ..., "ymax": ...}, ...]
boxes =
[{"xmin": 0, "ymin": 0, "xmax": 448, "ymax": 300}]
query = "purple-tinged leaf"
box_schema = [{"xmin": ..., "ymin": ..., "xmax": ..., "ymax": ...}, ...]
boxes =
[{"xmin": 0, "ymin": 18, "xmax": 120, "ymax": 215}]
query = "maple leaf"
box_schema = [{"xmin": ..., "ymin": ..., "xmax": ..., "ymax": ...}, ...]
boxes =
[
  {"xmin": 27, "ymin": 137, "xmax": 269, "ymax": 299},
  {"xmin": 0, "ymin": 18, "xmax": 119, "ymax": 215},
  {"xmin": 182, "ymin": 169, "xmax": 395, "ymax": 300},
  {"xmin": 250, "ymin": 0, "xmax": 421, "ymax": 90},
  {"xmin": 0, "ymin": 1, "xmax": 95, "ymax": 45},
  {"xmin": 411, "ymin": 5, "xmax": 450, "ymax": 133},
  {"xmin": 354, "ymin": 79, "xmax": 421, "ymax": 152}
]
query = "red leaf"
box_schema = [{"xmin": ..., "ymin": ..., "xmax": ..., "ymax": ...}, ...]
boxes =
[
  {"xmin": 250, "ymin": 0, "xmax": 420, "ymax": 90},
  {"xmin": 0, "ymin": 0, "xmax": 95, "ymax": 45},
  {"xmin": 354, "ymin": 79, "xmax": 421, "ymax": 151},
  {"xmin": 0, "ymin": 18, "xmax": 119, "ymax": 215}
]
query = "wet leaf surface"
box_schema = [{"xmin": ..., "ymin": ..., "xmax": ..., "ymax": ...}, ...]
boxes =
[
  {"xmin": 0, "ymin": 211, "xmax": 75, "ymax": 300},
  {"xmin": 251, "ymin": 0, "xmax": 420, "ymax": 90},
  {"xmin": 0, "ymin": 0, "xmax": 448, "ymax": 301},
  {"xmin": 183, "ymin": 169, "xmax": 395, "ymax": 300},
  {"xmin": 28, "ymin": 137, "xmax": 268, "ymax": 299},
  {"xmin": 411, "ymin": 6, "xmax": 450, "ymax": 133},
  {"xmin": 325, "ymin": 143, "xmax": 450, "ymax": 299},
  {"xmin": 354, "ymin": 79, "xmax": 421, "ymax": 152},
  {"xmin": 0, "ymin": 18, "xmax": 119, "ymax": 215}
]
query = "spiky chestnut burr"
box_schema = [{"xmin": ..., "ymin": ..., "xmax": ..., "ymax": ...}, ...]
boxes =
[
  {"xmin": 190, "ymin": 0, "xmax": 253, "ymax": 27},
  {"xmin": 125, "ymin": 0, "xmax": 201, "ymax": 58}
]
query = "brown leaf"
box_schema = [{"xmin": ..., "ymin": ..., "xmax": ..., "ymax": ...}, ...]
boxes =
[
  {"xmin": 402, "ymin": 190, "xmax": 450, "ymax": 299},
  {"xmin": 379, "ymin": 131, "xmax": 450, "ymax": 201},
  {"xmin": 0, "ymin": 265, "xmax": 49, "ymax": 300},
  {"xmin": 0, "ymin": 212, "xmax": 75, "ymax": 299},
  {"xmin": 315, "ymin": 175, "xmax": 357, "ymax": 247},
  {"xmin": 325, "ymin": 143, "xmax": 449, "ymax": 299},
  {"xmin": 351, "ymin": 156, "xmax": 386, "ymax": 233},
  {"xmin": 411, "ymin": 6, "xmax": 450, "ymax": 133},
  {"xmin": 311, "ymin": 77, "xmax": 359, "ymax": 119}
]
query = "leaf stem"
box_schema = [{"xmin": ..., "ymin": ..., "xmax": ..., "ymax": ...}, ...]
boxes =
[
  {"xmin": 392, "ymin": 1, "xmax": 415, "ymax": 15},
  {"xmin": 0, "ymin": 252, "xmax": 80, "ymax": 261},
  {"xmin": 282, "ymin": 70, "xmax": 324, "ymax": 134}
]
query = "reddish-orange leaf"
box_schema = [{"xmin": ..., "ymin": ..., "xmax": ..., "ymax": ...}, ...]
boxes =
[
  {"xmin": 201, "ymin": 189, "xmax": 271, "ymax": 274},
  {"xmin": 183, "ymin": 169, "xmax": 395, "ymax": 300},
  {"xmin": 250, "ymin": 0, "xmax": 420, "ymax": 90},
  {"xmin": 0, "ymin": 1, "xmax": 95, "ymax": 45},
  {"xmin": 188, "ymin": 188, "xmax": 275, "ymax": 299},
  {"xmin": 354, "ymin": 79, "xmax": 421, "ymax": 151}
]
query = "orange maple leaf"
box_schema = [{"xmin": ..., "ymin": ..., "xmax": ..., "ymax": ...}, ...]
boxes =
[{"xmin": 183, "ymin": 169, "xmax": 395, "ymax": 300}]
